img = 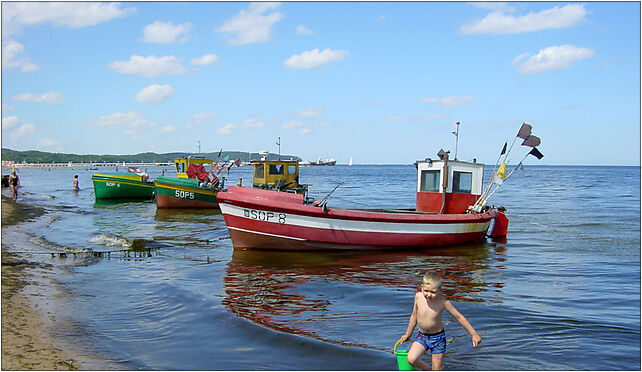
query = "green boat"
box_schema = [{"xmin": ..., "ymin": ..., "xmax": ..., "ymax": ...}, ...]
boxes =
[
  {"xmin": 154, "ymin": 156, "xmax": 221, "ymax": 209},
  {"xmin": 92, "ymin": 173, "xmax": 154, "ymax": 200},
  {"xmin": 154, "ymin": 176, "xmax": 219, "ymax": 208}
]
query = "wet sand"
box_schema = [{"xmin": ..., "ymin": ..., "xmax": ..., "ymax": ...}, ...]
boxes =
[{"xmin": 1, "ymin": 195, "xmax": 80, "ymax": 370}]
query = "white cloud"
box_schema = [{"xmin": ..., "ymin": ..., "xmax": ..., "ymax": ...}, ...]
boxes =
[
  {"xmin": 87, "ymin": 111, "xmax": 154, "ymax": 134},
  {"xmin": 376, "ymin": 15, "xmax": 387, "ymax": 22},
  {"xmin": 12, "ymin": 123, "xmax": 37, "ymax": 139},
  {"xmin": 470, "ymin": 2, "xmax": 516, "ymax": 13},
  {"xmin": 142, "ymin": 21, "xmax": 192, "ymax": 44},
  {"xmin": 514, "ymin": 45, "xmax": 595, "ymax": 75},
  {"xmin": 2, "ymin": 2, "xmax": 135, "ymax": 37},
  {"xmin": 108, "ymin": 55, "xmax": 186, "ymax": 78},
  {"xmin": 2, "ymin": 115, "xmax": 20, "ymax": 130},
  {"xmin": 240, "ymin": 119, "xmax": 265, "ymax": 129},
  {"xmin": 193, "ymin": 112, "xmax": 216, "ymax": 123},
  {"xmin": 421, "ymin": 95, "xmax": 475, "ymax": 107},
  {"xmin": 216, "ymin": 124, "xmax": 236, "ymax": 134},
  {"xmin": 2, "ymin": 104, "xmax": 16, "ymax": 111},
  {"xmin": 512, "ymin": 52, "xmax": 530, "ymax": 66},
  {"xmin": 282, "ymin": 120, "xmax": 304, "ymax": 130},
  {"xmin": 158, "ymin": 125, "xmax": 175, "ymax": 133},
  {"xmin": 295, "ymin": 107, "xmax": 325, "ymax": 118},
  {"xmin": 2, "ymin": 40, "xmax": 39, "ymax": 72},
  {"xmin": 388, "ymin": 115, "xmax": 409, "ymax": 121},
  {"xmin": 37, "ymin": 138, "xmax": 62, "ymax": 148},
  {"xmin": 299, "ymin": 127, "xmax": 311, "ymax": 135},
  {"xmin": 135, "ymin": 84, "xmax": 175, "ymax": 103},
  {"xmin": 296, "ymin": 25, "xmax": 314, "ymax": 35},
  {"xmin": 190, "ymin": 54, "xmax": 220, "ymax": 65},
  {"xmin": 459, "ymin": 4, "xmax": 588, "ymax": 34},
  {"xmin": 11, "ymin": 91, "xmax": 63, "ymax": 103},
  {"xmin": 11, "ymin": 91, "xmax": 64, "ymax": 104},
  {"xmin": 388, "ymin": 114, "xmax": 446, "ymax": 121},
  {"xmin": 284, "ymin": 48, "xmax": 349, "ymax": 70},
  {"xmin": 216, "ymin": 2, "xmax": 283, "ymax": 45}
]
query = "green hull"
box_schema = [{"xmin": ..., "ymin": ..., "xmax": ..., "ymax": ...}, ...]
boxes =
[
  {"xmin": 154, "ymin": 176, "xmax": 218, "ymax": 209},
  {"xmin": 92, "ymin": 174, "xmax": 154, "ymax": 200}
]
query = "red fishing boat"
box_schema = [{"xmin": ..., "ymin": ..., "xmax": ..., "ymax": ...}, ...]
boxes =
[{"xmin": 218, "ymin": 124, "xmax": 542, "ymax": 251}]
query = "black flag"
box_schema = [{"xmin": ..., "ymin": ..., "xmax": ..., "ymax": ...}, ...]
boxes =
[
  {"xmin": 521, "ymin": 135, "xmax": 541, "ymax": 147},
  {"xmin": 528, "ymin": 147, "xmax": 544, "ymax": 159},
  {"xmin": 217, "ymin": 148, "xmax": 223, "ymax": 159},
  {"xmin": 500, "ymin": 142, "xmax": 507, "ymax": 155},
  {"xmin": 517, "ymin": 123, "xmax": 532, "ymax": 139}
]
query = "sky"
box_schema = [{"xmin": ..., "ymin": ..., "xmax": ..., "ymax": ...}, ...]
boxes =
[{"xmin": 1, "ymin": 1, "xmax": 640, "ymax": 165}]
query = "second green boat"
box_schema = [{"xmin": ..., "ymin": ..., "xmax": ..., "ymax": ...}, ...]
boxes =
[{"xmin": 92, "ymin": 173, "xmax": 154, "ymax": 200}]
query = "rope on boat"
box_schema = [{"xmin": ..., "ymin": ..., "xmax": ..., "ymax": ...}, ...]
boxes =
[
  {"xmin": 330, "ymin": 195, "xmax": 373, "ymax": 208},
  {"xmin": 529, "ymin": 221, "xmax": 639, "ymax": 244}
]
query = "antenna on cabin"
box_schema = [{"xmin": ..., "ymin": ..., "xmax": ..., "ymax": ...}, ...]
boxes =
[
  {"xmin": 197, "ymin": 140, "xmax": 201, "ymax": 154},
  {"xmin": 452, "ymin": 122, "xmax": 460, "ymax": 160},
  {"xmin": 276, "ymin": 136, "xmax": 281, "ymax": 160}
]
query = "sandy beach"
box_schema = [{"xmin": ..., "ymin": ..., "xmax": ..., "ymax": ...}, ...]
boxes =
[{"xmin": 1, "ymin": 195, "xmax": 80, "ymax": 370}]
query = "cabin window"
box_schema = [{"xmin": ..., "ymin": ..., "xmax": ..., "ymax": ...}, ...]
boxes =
[
  {"xmin": 176, "ymin": 162, "xmax": 185, "ymax": 174},
  {"xmin": 254, "ymin": 164, "xmax": 265, "ymax": 179},
  {"xmin": 269, "ymin": 164, "xmax": 284, "ymax": 175},
  {"xmin": 287, "ymin": 164, "xmax": 297, "ymax": 176},
  {"xmin": 453, "ymin": 171, "xmax": 472, "ymax": 193},
  {"xmin": 420, "ymin": 170, "xmax": 440, "ymax": 192}
]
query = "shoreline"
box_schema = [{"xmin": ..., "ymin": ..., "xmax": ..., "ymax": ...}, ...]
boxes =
[{"xmin": 1, "ymin": 195, "xmax": 95, "ymax": 370}]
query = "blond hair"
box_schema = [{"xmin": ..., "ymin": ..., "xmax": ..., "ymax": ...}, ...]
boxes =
[{"xmin": 422, "ymin": 271, "xmax": 442, "ymax": 288}]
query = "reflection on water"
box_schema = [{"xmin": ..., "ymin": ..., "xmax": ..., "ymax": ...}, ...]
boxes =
[
  {"xmin": 93, "ymin": 198, "xmax": 154, "ymax": 207},
  {"xmin": 222, "ymin": 242, "xmax": 505, "ymax": 350},
  {"xmin": 154, "ymin": 207, "xmax": 221, "ymax": 221}
]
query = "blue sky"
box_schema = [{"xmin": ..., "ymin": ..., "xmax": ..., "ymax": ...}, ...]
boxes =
[{"xmin": 1, "ymin": 1, "xmax": 640, "ymax": 165}]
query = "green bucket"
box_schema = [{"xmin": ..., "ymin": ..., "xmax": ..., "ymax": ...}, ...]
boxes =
[
  {"xmin": 395, "ymin": 349, "xmax": 414, "ymax": 370},
  {"xmin": 393, "ymin": 339, "xmax": 414, "ymax": 371}
]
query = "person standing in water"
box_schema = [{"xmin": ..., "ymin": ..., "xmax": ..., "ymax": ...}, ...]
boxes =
[
  {"xmin": 399, "ymin": 271, "xmax": 482, "ymax": 370},
  {"xmin": 73, "ymin": 175, "xmax": 80, "ymax": 191},
  {"xmin": 9, "ymin": 171, "xmax": 20, "ymax": 201}
]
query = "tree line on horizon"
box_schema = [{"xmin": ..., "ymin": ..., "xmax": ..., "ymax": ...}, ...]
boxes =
[{"xmin": 1, "ymin": 148, "xmax": 301, "ymax": 164}]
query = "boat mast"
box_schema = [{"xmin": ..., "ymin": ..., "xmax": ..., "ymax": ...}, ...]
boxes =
[
  {"xmin": 452, "ymin": 121, "xmax": 460, "ymax": 161},
  {"xmin": 276, "ymin": 136, "xmax": 281, "ymax": 160}
]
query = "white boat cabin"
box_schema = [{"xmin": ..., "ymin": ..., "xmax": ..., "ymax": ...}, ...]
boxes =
[{"xmin": 415, "ymin": 152, "xmax": 484, "ymax": 214}]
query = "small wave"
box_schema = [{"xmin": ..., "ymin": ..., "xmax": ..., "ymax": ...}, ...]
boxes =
[
  {"xmin": 30, "ymin": 236, "xmax": 92, "ymax": 254},
  {"xmin": 90, "ymin": 234, "xmax": 133, "ymax": 249}
]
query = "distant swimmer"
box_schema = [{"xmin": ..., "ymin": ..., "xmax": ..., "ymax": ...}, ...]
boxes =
[
  {"xmin": 9, "ymin": 170, "xmax": 20, "ymax": 201},
  {"xmin": 398, "ymin": 271, "xmax": 481, "ymax": 370},
  {"xmin": 73, "ymin": 175, "xmax": 80, "ymax": 191}
]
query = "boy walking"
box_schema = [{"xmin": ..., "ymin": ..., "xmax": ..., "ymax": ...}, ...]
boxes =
[{"xmin": 399, "ymin": 271, "xmax": 481, "ymax": 370}]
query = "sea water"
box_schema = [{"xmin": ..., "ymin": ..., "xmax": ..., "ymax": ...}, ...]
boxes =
[{"xmin": 1, "ymin": 165, "xmax": 639, "ymax": 370}]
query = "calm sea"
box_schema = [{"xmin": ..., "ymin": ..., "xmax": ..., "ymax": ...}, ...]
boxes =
[{"xmin": 1, "ymin": 164, "xmax": 640, "ymax": 370}]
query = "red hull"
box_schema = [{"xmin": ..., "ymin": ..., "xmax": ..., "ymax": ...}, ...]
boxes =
[{"xmin": 217, "ymin": 187, "xmax": 496, "ymax": 251}]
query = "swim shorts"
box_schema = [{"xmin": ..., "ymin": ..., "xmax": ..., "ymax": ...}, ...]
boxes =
[{"xmin": 416, "ymin": 329, "xmax": 446, "ymax": 354}]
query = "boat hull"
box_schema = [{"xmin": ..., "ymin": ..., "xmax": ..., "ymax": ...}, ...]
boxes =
[
  {"xmin": 154, "ymin": 176, "xmax": 219, "ymax": 209},
  {"xmin": 217, "ymin": 186, "xmax": 495, "ymax": 251},
  {"xmin": 92, "ymin": 174, "xmax": 154, "ymax": 200}
]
